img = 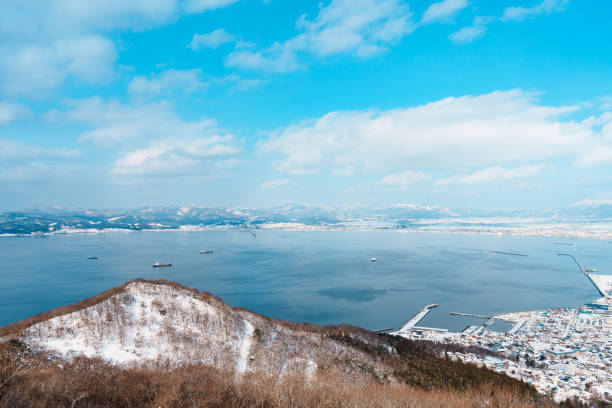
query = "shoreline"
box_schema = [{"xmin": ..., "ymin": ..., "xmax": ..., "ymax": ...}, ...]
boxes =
[
  {"xmin": 2, "ymin": 221, "xmax": 612, "ymax": 240},
  {"xmin": 392, "ymin": 254, "xmax": 612, "ymax": 403}
]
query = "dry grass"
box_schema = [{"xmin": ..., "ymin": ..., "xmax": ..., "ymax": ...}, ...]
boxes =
[{"xmin": 0, "ymin": 341, "xmax": 568, "ymax": 408}]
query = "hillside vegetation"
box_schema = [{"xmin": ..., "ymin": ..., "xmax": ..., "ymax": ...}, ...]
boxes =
[{"xmin": 0, "ymin": 280, "xmax": 594, "ymax": 407}]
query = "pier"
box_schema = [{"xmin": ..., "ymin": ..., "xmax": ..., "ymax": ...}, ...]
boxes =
[
  {"xmin": 559, "ymin": 253, "xmax": 610, "ymax": 298},
  {"xmin": 392, "ymin": 304, "xmax": 438, "ymax": 335},
  {"xmin": 489, "ymin": 250, "xmax": 528, "ymax": 257},
  {"xmin": 450, "ymin": 312, "xmax": 496, "ymax": 327},
  {"xmin": 461, "ymin": 326, "xmax": 484, "ymax": 335},
  {"xmin": 587, "ymin": 274, "xmax": 612, "ymax": 298},
  {"xmin": 450, "ymin": 312, "xmax": 493, "ymax": 319},
  {"xmin": 413, "ymin": 326, "xmax": 448, "ymax": 333},
  {"xmin": 558, "ymin": 253, "xmax": 584, "ymax": 272},
  {"xmin": 508, "ymin": 319, "xmax": 526, "ymax": 335}
]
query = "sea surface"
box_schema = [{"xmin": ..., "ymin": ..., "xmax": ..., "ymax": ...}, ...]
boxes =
[{"xmin": 1, "ymin": 230, "xmax": 610, "ymax": 332}]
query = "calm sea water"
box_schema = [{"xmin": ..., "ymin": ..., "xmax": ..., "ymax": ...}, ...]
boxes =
[{"xmin": 1, "ymin": 230, "xmax": 610, "ymax": 332}]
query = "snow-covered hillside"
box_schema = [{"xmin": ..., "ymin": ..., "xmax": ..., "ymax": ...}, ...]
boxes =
[{"xmin": 11, "ymin": 280, "xmax": 388, "ymax": 382}]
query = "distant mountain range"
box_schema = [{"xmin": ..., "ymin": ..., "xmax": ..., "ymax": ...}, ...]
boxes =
[{"xmin": 1, "ymin": 202, "xmax": 612, "ymax": 236}]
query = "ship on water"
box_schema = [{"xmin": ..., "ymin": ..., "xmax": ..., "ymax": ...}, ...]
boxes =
[{"xmin": 153, "ymin": 262, "xmax": 172, "ymax": 268}]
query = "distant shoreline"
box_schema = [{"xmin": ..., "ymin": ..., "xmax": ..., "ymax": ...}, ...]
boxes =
[{"xmin": 2, "ymin": 222, "xmax": 612, "ymax": 240}]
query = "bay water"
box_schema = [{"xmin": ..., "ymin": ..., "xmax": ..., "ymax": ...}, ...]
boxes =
[{"xmin": 1, "ymin": 230, "xmax": 610, "ymax": 332}]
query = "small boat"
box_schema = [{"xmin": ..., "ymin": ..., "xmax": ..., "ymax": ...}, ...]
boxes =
[
  {"xmin": 370, "ymin": 257, "xmax": 377, "ymax": 262},
  {"xmin": 87, "ymin": 256, "xmax": 98, "ymax": 260},
  {"xmin": 153, "ymin": 262, "xmax": 172, "ymax": 268},
  {"xmin": 200, "ymin": 250, "xmax": 214, "ymax": 254}
]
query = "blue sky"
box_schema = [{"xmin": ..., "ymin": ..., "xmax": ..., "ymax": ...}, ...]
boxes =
[{"xmin": 1, "ymin": 0, "xmax": 612, "ymax": 210}]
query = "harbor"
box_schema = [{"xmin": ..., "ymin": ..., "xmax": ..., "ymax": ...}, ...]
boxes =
[
  {"xmin": 391, "ymin": 251, "xmax": 612, "ymax": 403},
  {"xmin": 559, "ymin": 253, "xmax": 612, "ymax": 298},
  {"xmin": 391, "ymin": 304, "xmax": 439, "ymax": 335}
]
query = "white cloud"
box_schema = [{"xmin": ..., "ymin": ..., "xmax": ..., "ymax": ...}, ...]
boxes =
[
  {"xmin": 449, "ymin": 25, "xmax": 486, "ymax": 44},
  {"xmin": 262, "ymin": 90, "xmax": 612, "ymax": 175},
  {"xmin": 1, "ymin": 1, "xmax": 176, "ymax": 40},
  {"xmin": 575, "ymin": 147, "xmax": 612, "ymax": 167},
  {"xmin": 0, "ymin": 138, "xmax": 79, "ymax": 161},
  {"xmin": 128, "ymin": 69, "xmax": 207, "ymax": 97},
  {"xmin": 598, "ymin": 96, "xmax": 612, "ymax": 111},
  {"xmin": 449, "ymin": 0, "xmax": 569, "ymax": 45},
  {"xmin": 232, "ymin": 78, "xmax": 262, "ymax": 91},
  {"xmin": 575, "ymin": 114, "xmax": 612, "ymax": 166},
  {"xmin": 50, "ymin": 98, "xmax": 212, "ymax": 146},
  {"xmin": 502, "ymin": 0, "xmax": 570, "ymax": 22},
  {"xmin": 189, "ymin": 29, "xmax": 235, "ymax": 50},
  {"xmin": 422, "ymin": 0, "xmax": 469, "ymax": 24},
  {"xmin": 1, "ymin": 35, "xmax": 117, "ymax": 96},
  {"xmin": 0, "ymin": 1, "xmax": 238, "ymax": 96},
  {"xmin": 437, "ymin": 164, "xmax": 544, "ymax": 185},
  {"xmin": 380, "ymin": 170, "xmax": 431, "ymax": 186},
  {"xmin": 449, "ymin": 16, "xmax": 493, "ymax": 44},
  {"xmin": 49, "ymin": 97, "xmax": 240, "ymax": 177},
  {"xmin": 226, "ymin": 48, "xmax": 300, "ymax": 73},
  {"xmin": 112, "ymin": 136, "xmax": 239, "ymax": 176},
  {"xmin": 182, "ymin": 0, "xmax": 239, "ymax": 14},
  {"xmin": 572, "ymin": 198, "xmax": 612, "ymax": 207},
  {"xmin": 355, "ymin": 170, "xmax": 431, "ymax": 191},
  {"xmin": 331, "ymin": 166, "xmax": 355, "ymax": 176},
  {"xmin": 0, "ymin": 101, "xmax": 31, "ymax": 124},
  {"xmin": 261, "ymin": 179, "xmax": 290, "ymax": 190},
  {"xmin": 0, "ymin": 163, "xmax": 82, "ymax": 182},
  {"xmin": 226, "ymin": 0, "xmax": 414, "ymax": 72},
  {"xmin": 1, "ymin": 0, "xmax": 237, "ymax": 39}
]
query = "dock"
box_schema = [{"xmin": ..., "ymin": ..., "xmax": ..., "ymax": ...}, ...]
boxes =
[
  {"xmin": 392, "ymin": 304, "xmax": 438, "ymax": 335},
  {"xmin": 587, "ymin": 274, "xmax": 612, "ymax": 298},
  {"xmin": 484, "ymin": 317, "xmax": 495, "ymax": 326},
  {"xmin": 508, "ymin": 319, "xmax": 526, "ymax": 335},
  {"xmin": 450, "ymin": 312, "xmax": 496, "ymax": 327},
  {"xmin": 461, "ymin": 326, "xmax": 484, "ymax": 335},
  {"xmin": 558, "ymin": 253, "xmax": 584, "ymax": 272},
  {"xmin": 450, "ymin": 312, "xmax": 493, "ymax": 319},
  {"xmin": 559, "ymin": 253, "xmax": 611, "ymax": 298},
  {"xmin": 413, "ymin": 326, "xmax": 448, "ymax": 333},
  {"xmin": 489, "ymin": 250, "xmax": 528, "ymax": 257}
]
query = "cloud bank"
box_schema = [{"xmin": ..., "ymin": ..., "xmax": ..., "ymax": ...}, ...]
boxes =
[{"xmin": 262, "ymin": 90, "xmax": 610, "ymax": 177}]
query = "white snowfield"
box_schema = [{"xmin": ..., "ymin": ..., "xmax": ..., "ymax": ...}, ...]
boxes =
[{"xmin": 17, "ymin": 281, "xmax": 386, "ymax": 382}]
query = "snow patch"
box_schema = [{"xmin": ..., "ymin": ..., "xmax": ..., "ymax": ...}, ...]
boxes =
[{"xmin": 236, "ymin": 319, "xmax": 254, "ymax": 374}]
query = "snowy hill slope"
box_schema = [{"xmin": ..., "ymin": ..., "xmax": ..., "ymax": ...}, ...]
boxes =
[
  {"xmin": 0, "ymin": 280, "xmax": 564, "ymax": 407},
  {"xmin": 2, "ymin": 280, "xmax": 389, "ymax": 382}
]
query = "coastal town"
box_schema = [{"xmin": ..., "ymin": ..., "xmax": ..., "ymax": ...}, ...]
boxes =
[{"xmin": 394, "ymin": 256, "xmax": 612, "ymax": 403}]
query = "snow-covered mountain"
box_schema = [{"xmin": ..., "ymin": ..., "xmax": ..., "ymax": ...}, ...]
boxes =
[
  {"xmin": 562, "ymin": 199, "xmax": 612, "ymax": 219},
  {"xmin": 2, "ymin": 280, "xmax": 390, "ymax": 383},
  {"xmin": 0, "ymin": 279, "xmax": 557, "ymax": 407},
  {"xmin": 2, "ymin": 202, "xmax": 612, "ymax": 237}
]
